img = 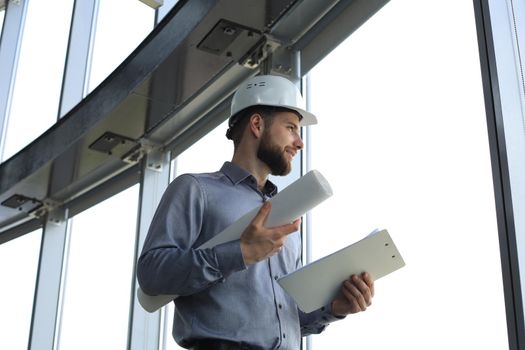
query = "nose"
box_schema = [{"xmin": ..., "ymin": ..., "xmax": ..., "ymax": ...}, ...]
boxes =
[{"xmin": 294, "ymin": 134, "xmax": 304, "ymax": 150}]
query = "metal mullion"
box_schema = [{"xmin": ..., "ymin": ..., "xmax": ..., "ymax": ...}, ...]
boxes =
[
  {"xmin": 28, "ymin": 212, "xmax": 70, "ymax": 350},
  {"xmin": 128, "ymin": 151, "xmax": 170, "ymax": 350},
  {"xmin": 58, "ymin": 0, "xmax": 99, "ymax": 117},
  {"xmin": 29, "ymin": 1, "xmax": 99, "ymax": 349},
  {"xmin": 0, "ymin": 0, "xmax": 29, "ymax": 160},
  {"xmin": 127, "ymin": 3, "xmax": 182, "ymax": 348},
  {"xmin": 302, "ymin": 73, "xmax": 313, "ymax": 350},
  {"xmin": 473, "ymin": 0, "xmax": 525, "ymax": 349},
  {"xmin": 127, "ymin": 4, "xmax": 187, "ymax": 349}
]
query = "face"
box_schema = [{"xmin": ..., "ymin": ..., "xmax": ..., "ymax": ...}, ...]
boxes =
[{"xmin": 257, "ymin": 111, "xmax": 304, "ymax": 176}]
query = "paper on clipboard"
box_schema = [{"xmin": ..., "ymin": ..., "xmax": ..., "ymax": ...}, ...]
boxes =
[{"xmin": 277, "ymin": 229, "xmax": 405, "ymax": 313}]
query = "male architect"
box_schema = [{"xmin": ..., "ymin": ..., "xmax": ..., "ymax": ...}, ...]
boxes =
[{"xmin": 137, "ymin": 75, "xmax": 374, "ymax": 350}]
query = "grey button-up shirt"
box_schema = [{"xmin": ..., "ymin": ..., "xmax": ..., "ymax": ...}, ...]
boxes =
[{"xmin": 138, "ymin": 162, "xmax": 342, "ymax": 349}]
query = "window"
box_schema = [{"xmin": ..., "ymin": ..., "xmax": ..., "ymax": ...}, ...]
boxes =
[
  {"xmin": 0, "ymin": 230, "xmax": 42, "ymax": 349},
  {"xmin": 172, "ymin": 120, "xmax": 232, "ymax": 176},
  {"xmin": 307, "ymin": 1, "xmax": 508, "ymax": 349},
  {"xmin": 1, "ymin": 0, "xmax": 73, "ymax": 161},
  {"xmin": 58, "ymin": 185, "xmax": 139, "ymax": 349},
  {"xmin": 87, "ymin": 0, "xmax": 154, "ymax": 92}
]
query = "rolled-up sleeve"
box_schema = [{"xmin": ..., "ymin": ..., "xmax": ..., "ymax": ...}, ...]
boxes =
[{"xmin": 137, "ymin": 174, "xmax": 246, "ymax": 297}]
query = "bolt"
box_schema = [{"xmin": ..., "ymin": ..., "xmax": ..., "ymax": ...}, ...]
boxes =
[{"xmin": 223, "ymin": 27, "xmax": 236, "ymax": 36}]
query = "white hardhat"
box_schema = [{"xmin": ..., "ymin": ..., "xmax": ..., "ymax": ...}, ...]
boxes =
[{"xmin": 227, "ymin": 75, "xmax": 317, "ymax": 139}]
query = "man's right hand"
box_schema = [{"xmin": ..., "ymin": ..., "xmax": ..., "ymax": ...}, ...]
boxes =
[{"xmin": 240, "ymin": 201, "xmax": 300, "ymax": 265}]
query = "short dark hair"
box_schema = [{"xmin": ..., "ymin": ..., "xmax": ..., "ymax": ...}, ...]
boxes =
[{"xmin": 226, "ymin": 106, "xmax": 302, "ymax": 148}]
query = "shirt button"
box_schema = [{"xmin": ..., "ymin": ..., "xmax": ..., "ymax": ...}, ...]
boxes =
[
  {"xmin": 279, "ymin": 304, "xmax": 282, "ymax": 309},
  {"xmin": 283, "ymin": 333, "xmax": 286, "ymax": 339},
  {"xmin": 274, "ymin": 275, "xmax": 279, "ymax": 280}
]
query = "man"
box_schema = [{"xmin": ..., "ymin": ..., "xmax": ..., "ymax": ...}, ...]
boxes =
[{"xmin": 137, "ymin": 75, "xmax": 374, "ymax": 350}]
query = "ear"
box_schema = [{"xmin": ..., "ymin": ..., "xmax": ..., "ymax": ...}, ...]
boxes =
[{"xmin": 248, "ymin": 113, "xmax": 264, "ymax": 139}]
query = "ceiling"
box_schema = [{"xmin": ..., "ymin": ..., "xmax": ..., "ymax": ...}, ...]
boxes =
[{"xmin": 0, "ymin": 0, "xmax": 390, "ymax": 243}]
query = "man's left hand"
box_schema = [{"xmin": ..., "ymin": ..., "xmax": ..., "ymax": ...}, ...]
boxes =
[{"xmin": 331, "ymin": 272, "xmax": 374, "ymax": 316}]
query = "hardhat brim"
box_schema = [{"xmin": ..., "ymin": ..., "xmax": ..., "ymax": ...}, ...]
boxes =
[{"xmin": 284, "ymin": 105, "xmax": 317, "ymax": 127}]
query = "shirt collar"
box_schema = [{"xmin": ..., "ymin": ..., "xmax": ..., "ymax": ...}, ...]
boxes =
[{"xmin": 220, "ymin": 162, "xmax": 278, "ymax": 196}]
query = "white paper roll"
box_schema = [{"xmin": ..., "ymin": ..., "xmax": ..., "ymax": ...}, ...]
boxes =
[
  {"xmin": 137, "ymin": 287, "xmax": 177, "ymax": 313},
  {"xmin": 138, "ymin": 169, "xmax": 333, "ymax": 312},
  {"xmin": 199, "ymin": 169, "xmax": 332, "ymax": 249}
]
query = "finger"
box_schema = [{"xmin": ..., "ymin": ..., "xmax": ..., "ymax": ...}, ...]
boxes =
[
  {"xmin": 351, "ymin": 275, "xmax": 373, "ymax": 306},
  {"xmin": 362, "ymin": 272, "xmax": 375, "ymax": 297},
  {"xmin": 251, "ymin": 201, "xmax": 272, "ymax": 226},
  {"xmin": 341, "ymin": 282, "xmax": 363, "ymax": 312},
  {"xmin": 344, "ymin": 280, "xmax": 368, "ymax": 311},
  {"xmin": 271, "ymin": 218, "xmax": 301, "ymax": 239},
  {"xmin": 349, "ymin": 275, "xmax": 372, "ymax": 307}
]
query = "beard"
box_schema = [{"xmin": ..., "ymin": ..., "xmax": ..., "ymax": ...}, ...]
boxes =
[{"xmin": 257, "ymin": 130, "xmax": 292, "ymax": 176}]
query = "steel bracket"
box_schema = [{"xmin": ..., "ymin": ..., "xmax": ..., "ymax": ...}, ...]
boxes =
[
  {"xmin": 145, "ymin": 148, "xmax": 165, "ymax": 172},
  {"xmin": 46, "ymin": 206, "xmax": 68, "ymax": 225},
  {"xmin": 263, "ymin": 44, "xmax": 300, "ymax": 80},
  {"xmin": 240, "ymin": 36, "xmax": 281, "ymax": 70}
]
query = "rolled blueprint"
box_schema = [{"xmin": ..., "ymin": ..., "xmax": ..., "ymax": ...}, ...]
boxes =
[
  {"xmin": 138, "ymin": 169, "xmax": 333, "ymax": 313},
  {"xmin": 199, "ymin": 169, "xmax": 333, "ymax": 249}
]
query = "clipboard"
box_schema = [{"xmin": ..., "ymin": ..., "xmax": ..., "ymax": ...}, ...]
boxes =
[{"xmin": 277, "ymin": 229, "xmax": 405, "ymax": 313}]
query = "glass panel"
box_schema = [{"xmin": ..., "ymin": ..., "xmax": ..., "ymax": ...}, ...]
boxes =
[
  {"xmin": 173, "ymin": 120, "xmax": 232, "ymax": 176},
  {"xmin": 0, "ymin": 230, "xmax": 43, "ymax": 349},
  {"xmin": 58, "ymin": 185, "xmax": 139, "ymax": 350},
  {"xmin": 1, "ymin": 0, "xmax": 73, "ymax": 161},
  {"xmin": 88, "ymin": 0, "xmax": 154, "ymax": 92},
  {"xmin": 164, "ymin": 120, "xmax": 231, "ymax": 350},
  {"xmin": 307, "ymin": 1, "xmax": 508, "ymax": 349}
]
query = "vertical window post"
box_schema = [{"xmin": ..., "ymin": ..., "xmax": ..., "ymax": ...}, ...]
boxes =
[
  {"xmin": 29, "ymin": 1, "xmax": 98, "ymax": 348},
  {"xmin": 474, "ymin": 0, "xmax": 525, "ymax": 348},
  {"xmin": 0, "ymin": 0, "xmax": 29, "ymax": 160}
]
